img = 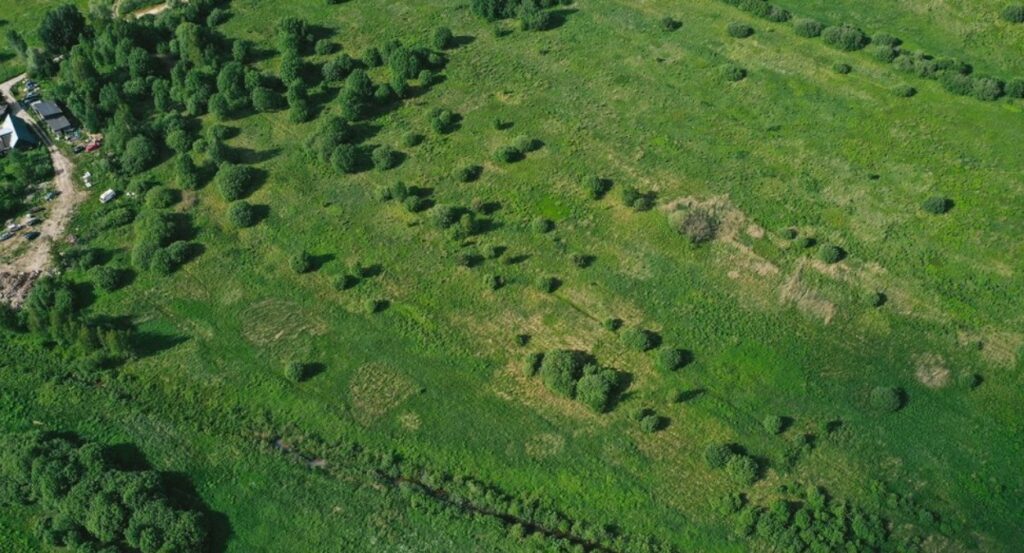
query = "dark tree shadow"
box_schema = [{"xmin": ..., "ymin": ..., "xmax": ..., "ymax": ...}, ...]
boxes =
[
  {"xmin": 231, "ymin": 147, "xmax": 280, "ymax": 165},
  {"xmin": 544, "ymin": 8, "xmax": 579, "ymax": 30},
  {"xmin": 450, "ymin": 35, "xmax": 476, "ymax": 49},
  {"xmin": 70, "ymin": 281, "xmax": 97, "ymax": 310},
  {"xmin": 505, "ymin": 253, "xmax": 531, "ymax": 265},
  {"xmin": 161, "ymin": 472, "xmax": 233, "ymax": 553},
  {"xmin": 250, "ymin": 204, "xmax": 271, "ymax": 225},
  {"xmin": 104, "ymin": 443, "xmax": 152, "ymax": 471},
  {"xmin": 309, "ymin": 253, "xmax": 335, "ymax": 271},
  {"xmin": 131, "ymin": 331, "xmax": 189, "ymax": 359},
  {"xmin": 303, "ymin": 362, "xmax": 327, "ymax": 380},
  {"xmin": 677, "ymin": 388, "xmax": 706, "ymax": 402}
]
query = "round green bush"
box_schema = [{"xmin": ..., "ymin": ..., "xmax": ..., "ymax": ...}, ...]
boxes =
[
  {"xmin": 821, "ymin": 24, "xmax": 869, "ymax": 51},
  {"xmin": 795, "ymin": 236, "xmax": 816, "ymax": 249},
  {"xmin": 620, "ymin": 327, "xmax": 657, "ymax": 352},
  {"xmin": 432, "ymin": 26, "xmax": 454, "ymax": 49},
  {"xmin": 657, "ymin": 348, "xmax": 688, "ymax": 371},
  {"xmin": 536, "ymin": 276, "xmax": 560, "ymax": 293},
  {"xmin": 290, "ymin": 250, "xmax": 313, "ymax": 273},
  {"xmin": 539, "ymin": 349, "xmax": 587, "ymax": 397},
  {"xmin": 866, "ymin": 291, "xmax": 887, "ymax": 307},
  {"xmin": 792, "ymin": 18, "xmax": 823, "ymax": 38},
  {"xmin": 660, "ymin": 17, "xmax": 682, "ymax": 32},
  {"xmin": 531, "ymin": 217, "xmax": 554, "ymax": 233},
  {"xmin": 216, "ymin": 163, "xmax": 256, "ymax": 201},
  {"xmin": 1005, "ymin": 78, "xmax": 1024, "ymax": 98},
  {"xmin": 720, "ymin": 64, "xmax": 747, "ymax": 82},
  {"xmin": 402, "ymin": 132, "xmax": 424, "ymax": 147},
  {"xmin": 725, "ymin": 454, "xmax": 758, "ymax": 485},
  {"xmin": 576, "ymin": 370, "xmax": 617, "ymax": 412},
  {"xmin": 872, "ymin": 33, "xmax": 902, "ymax": 47},
  {"xmin": 493, "ymin": 145, "xmax": 521, "ymax": 163},
  {"xmin": 583, "ymin": 175, "xmax": 610, "ymax": 199},
  {"xmin": 892, "ymin": 84, "xmax": 916, "ymax": 97},
  {"xmin": 91, "ymin": 266, "xmax": 124, "ymax": 292},
  {"xmin": 870, "ymin": 45, "xmax": 900, "ymax": 63},
  {"xmin": 228, "ymin": 201, "xmax": 259, "ymax": 228},
  {"xmin": 869, "ymin": 386, "xmax": 904, "ymax": 412},
  {"xmin": 921, "ymin": 196, "xmax": 952, "ymax": 214},
  {"xmin": 780, "ymin": 228, "xmax": 798, "ymax": 240},
  {"xmin": 704, "ymin": 443, "xmax": 734, "ymax": 469},
  {"xmin": 284, "ymin": 361, "xmax": 307, "ymax": 383},
  {"xmin": 513, "ymin": 135, "xmax": 541, "ymax": 153},
  {"xmin": 639, "ymin": 414, "xmax": 663, "ymax": 433},
  {"xmin": 726, "ymin": 22, "xmax": 754, "ymax": 38},
  {"xmin": 833, "ymin": 63, "xmax": 852, "ymax": 74},
  {"xmin": 145, "ymin": 186, "xmax": 178, "ymax": 209},
  {"xmin": 372, "ymin": 145, "xmax": 399, "ymax": 170},
  {"xmin": 1001, "ymin": 4, "xmax": 1024, "ymax": 22},
  {"xmin": 972, "ymin": 77, "xmax": 1004, "ymax": 101},
  {"xmin": 818, "ymin": 244, "xmax": 845, "ymax": 264},
  {"xmin": 455, "ymin": 165, "xmax": 482, "ymax": 182},
  {"xmin": 762, "ymin": 414, "xmax": 785, "ymax": 434}
]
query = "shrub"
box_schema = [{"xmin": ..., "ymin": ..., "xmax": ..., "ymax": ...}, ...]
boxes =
[
  {"xmin": 833, "ymin": 63, "xmax": 852, "ymax": 74},
  {"xmin": 639, "ymin": 414, "xmax": 663, "ymax": 433},
  {"xmin": 765, "ymin": 5, "xmax": 791, "ymax": 22},
  {"xmin": 290, "ymin": 251, "xmax": 313, "ymax": 273},
  {"xmin": 892, "ymin": 85, "xmax": 916, "ymax": 97},
  {"xmin": 795, "ymin": 236, "xmax": 816, "ymax": 249},
  {"xmin": 536, "ymin": 276, "xmax": 560, "ymax": 293},
  {"xmin": 657, "ymin": 348, "xmax": 689, "ymax": 371},
  {"xmin": 603, "ymin": 318, "xmax": 622, "ymax": 331},
  {"xmin": 485, "ymin": 273, "xmax": 504, "ymax": 290},
  {"xmin": 531, "ymin": 217, "xmax": 554, "ymax": 233},
  {"xmin": 818, "ymin": 244, "xmax": 844, "ymax": 264},
  {"xmin": 821, "ymin": 24, "xmax": 869, "ymax": 51},
  {"xmin": 869, "ymin": 386, "xmax": 904, "ymax": 412},
  {"xmin": 576, "ymin": 370, "xmax": 617, "ymax": 412},
  {"xmin": 660, "ymin": 17, "xmax": 682, "ymax": 32},
  {"xmin": 331, "ymin": 144, "xmax": 359, "ymax": 174},
  {"xmin": 403, "ymin": 132, "xmax": 424, "ymax": 147},
  {"xmin": 145, "ymin": 186, "xmax": 178, "ymax": 209},
  {"xmin": 433, "ymin": 26, "xmax": 454, "ymax": 49},
  {"xmin": 519, "ymin": 1, "xmax": 554, "ymax": 31},
  {"xmin": 959, "ymin": 372, "xmax": 982, "ymax": 390},
  {"xmin": 870, "ymin": 45, "xmax": 899, "ymax": 63},
  {"xmin": 539, "ymin": 350, "xmax": 587, "ymax": 397},
  {"xmin": 621, "ymin": 327, "xmax": 657, "ymax": 351},
  {"xmin": 493, "ymin": 145, "xmax": 521, "ymax": 163},
  {"xmin": 939, "ymin": 71, "xmax": 975, "ymax": 96},
  {"xmin": 780, "ymin": 228, "xmax": 797, "ymax": 240},
  {"xmin": 1006, "ymin": 78, "xmax": 1024, "ymax": 98},
  {"xmin": 866, "ymin": 291, "xmax": 887, "ymax": 307},
  {"xmin": 372, "ymin": 145, "xmax": 399, "ymax": 170},
  {"xmin": 872, "ymin": 32, "xmax": 902, "ymax": 47},
  {"xmin": 762, "ymin": 414, "xmax": 784, "ymax": 434},
  {"xmin": 725, "ymin": 455, "xmax": 759, "ymax": 485},
  {"xmin": 792, "ymin": 17, "xmax": 824, "ymax": 38},
  {"xmin": 720, "ymin": 64, "xmax": 747, "ymax": 82},
  {"xmin": 91, "ymin": 266, "xmax": 124, "ymax": 292},
  {"xmin": 455, "ymin": 165, "xmax": 482, "ymax": 182},
  {"xmin": 922, "ymin": 196, "xmax": 951, "ymax": 214},
  {"xmin": 364, "ymin": 47, "xmax": 383, "ymax": 67},
  {"xmin": 727, "ymin": 22, "xmax": 754, "ymax": 38},
  {"xmin": 705, "ymin": 443, "xmax": 735, "ymax": 469},
  {"xmin": 670, "ymin": 208, "xmax": 719, "ymax": 244},
  {"xmin": 216, "ymin": 163, "xmax": 256, "ymax": 201},
  {"xmin": 1001, "ymin": 4, "xmax": 1024, "ymax": 22},
  {"xmin": 366, "ymin": 298, "xmax": 388, "ymax": 313},
  {"xmin": 333, "ymin": 274, "xmax": 358, "ymax": 291},
  {"xmin": 284, "ymin": 361, "xmax": 307, "ymax": 383},
  {"xmin": 513, "ymin": 135, "xmax": 541, "ymax": 153},
  {"xmin": 228, "ymin": 201, "xmax": 258, "ymax": 228},
  {"xmin": 583, "ymin": 175, "xmax": 610, "ymax": 199},
  {"xmin": 523, "ymin": 352, "xmax": 544, "ymax": 376},
  {"xmin": 972, "ymin": 77, "xmax": 1004, "ymax": 101}
]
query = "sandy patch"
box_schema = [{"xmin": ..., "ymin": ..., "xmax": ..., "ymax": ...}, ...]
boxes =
[
  {"xmin": 349, "ymin": 363, "xmax": 418, "ymax": 426},
  {"xmin": 914, "ymin": 353, "xmax": 951, "ymax": 389},
  {"xmin": 241, "ymin": 299, "xmax": 328, "ymax": 346}
]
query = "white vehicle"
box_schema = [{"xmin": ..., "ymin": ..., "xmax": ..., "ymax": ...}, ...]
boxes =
[{"xmin": 99, "ymin": 189, "xmax": 116, "ymax": 204}]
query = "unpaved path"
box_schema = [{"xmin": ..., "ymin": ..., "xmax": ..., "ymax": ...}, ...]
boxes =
[
  {"xmin": 131, "ymin": 1, "xmax": 176, "ymax": 18},
  {"xmin": 0, "ymin": 74, "xmax": 86, "ymax": 306}
]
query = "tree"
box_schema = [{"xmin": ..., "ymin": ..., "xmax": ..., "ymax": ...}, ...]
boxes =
[
  {"xmin": 657, "ymin": 348, "xmax": 688, "ymax": 371},
  {"xmin": 921, "ymin": 196, "xmax": 951, "ymax": 214},
  {"xmin": 228, "ymin": 201, "xmax": 258, "ymax": 228},
  {"xmin": 539, "ymin": 350, "xmax": 587, "ymax": 397},
  {"xmin": 817, "ymin": 244, "xmax": 844, "ymax": 264},
  {"xmin": 331, "ymin": 144, "xmax": 358, "ymax": 174},
  {"xmin": 216, "ymin": 163, "xmax": 255, "ymax": 201},
  {"xmin": 519, "ymin": 1, "xmax": 554, "ymax": 31},
  {"xmin": 705, "ymin": 443, "xmax": 735, "ymax": 468},
  {"xmin": 869, "ymin": 386, "xmax": 904, "ymax": 412},
  {"xmin": 371, "ymin": 145, "xmax": 398, "ymax": 170},
  {"xmin": 284, "ymin": 361, "xmax": 307, "ymax": 382},
  {"xmin": 583, "ymin": 176, "xmax": 609, "ymax": 199},
  {"xmin": 433, "ymin": 27, "xmax": 454, "ymax": 49},
  {"xmin": 291, "ymin": 251, "xmax": 314, "ymax": 274},
  {"xmin": 726, "ymin": 22, "xmax": 754, "ymax": 38},
  {"xmin": 792, "ymin": 18, "xmax": 823, "ymax": 38},
  {"xmin": 387, "ymin": 46, "xmax": 421, "ymax": 80},
  {"xmin": 38, "ymin": 4, "xmax": 87, "ymax": 54},
  {"xmin": 120, "ymin": 136, "xmax": 158, "ymax": 175},
  {"xmin": 762, "ymin": 415, "xmax": 785, "ymax": 434},
  {"xmin": 620, "ymin": 327, "xmax": 657, "ymax": 351},
  {"xmin": 821, "ymin": 24, "xmax": 869, "ymax": 51},
  {"xmin": 576, "ymin": 370, "xmax": 617, "ymax": 412}
]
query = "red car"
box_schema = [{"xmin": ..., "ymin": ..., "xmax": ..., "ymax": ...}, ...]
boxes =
[{"xmin": 85, "ymin": 141, "xmax": 102, "ymax": 152}]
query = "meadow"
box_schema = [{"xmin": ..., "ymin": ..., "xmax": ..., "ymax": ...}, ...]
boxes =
[{"xmin": 1, "ymin": 0, "xmax": 1023, "ymax": 551}]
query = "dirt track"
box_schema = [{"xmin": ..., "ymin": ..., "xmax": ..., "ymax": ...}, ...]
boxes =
[{"xmin": 0, "ymin": 74, "xmax": 86, "ymax": 306}]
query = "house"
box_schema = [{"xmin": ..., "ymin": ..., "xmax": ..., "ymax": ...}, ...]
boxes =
[
  {"xmin": 0, "ymin": 113, "xmax": 36, "ymax": 155},
  {"xmin": 30, "ymin": 100, "xmax": 75, "ymax": 135}
]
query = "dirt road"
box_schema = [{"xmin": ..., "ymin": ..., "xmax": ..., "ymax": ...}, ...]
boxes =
[{"xmin": 0, "ymin": 74, "xmax": 86, "ymax": 306}]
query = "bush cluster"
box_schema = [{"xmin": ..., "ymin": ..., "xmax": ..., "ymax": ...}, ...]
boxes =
[
  {"xmin": 921, "ymin": 196, "xmax": 951, "ymax": 214},
  {"xmin": 727, "ymin": 22, "xmax": 754, "ymax": 38},
  {"xmin": 821, "ymin": 24, "xmax": 869, "ymax": 51}
]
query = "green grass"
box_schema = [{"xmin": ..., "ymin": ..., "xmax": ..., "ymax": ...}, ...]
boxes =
[{"xmin": 3, "ymin": 0, "xmax": 1024, "ymax": 550}]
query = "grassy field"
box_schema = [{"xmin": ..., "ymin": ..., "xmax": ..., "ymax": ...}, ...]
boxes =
[{"xmin": 2, "ymin": 0, "xmax": 1023, "ymax": 551}]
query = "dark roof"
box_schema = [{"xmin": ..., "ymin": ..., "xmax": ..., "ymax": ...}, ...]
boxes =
[
  {"xmin": 45, "ymin": 116, "xmax": 73, "ymax": 133},
  {"xmin": 32, "ymin": 101, "xmax": 63, "ymax": 119}
]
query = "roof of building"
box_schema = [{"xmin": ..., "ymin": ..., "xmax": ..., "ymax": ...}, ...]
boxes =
[
  {"xmin": 31, "ymin": 100, "xmax": 64, "ymax": 119},
  {"xmin": 0, "ymin": 114, "xmax": 34, "ymax": 151},
  {"xmin": 45, "ymin": 115, "xmax": 74, "ymax": 133}
]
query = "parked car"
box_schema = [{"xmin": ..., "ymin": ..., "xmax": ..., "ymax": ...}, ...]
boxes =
[
  {"xmin": 24, "ymin": 231, "xmax": 41, "ymax": 240},
  {"xmin": 0, "ymin": 231, "xmax": 13, "ymax": 242},
  {"xmin": 44, "ymin": 191, "xmax": 59, "ymax": 201},
  {"xmin": 25, "ymin": 217, "xmax": 41, "ymax": 226},
  {"xmin": 73, "ymin": 145, "xmax": 85, "ymax": 154},
  {"xmin": 85, "ymin": 141, "xmax": 101, "ymax": 152}
]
